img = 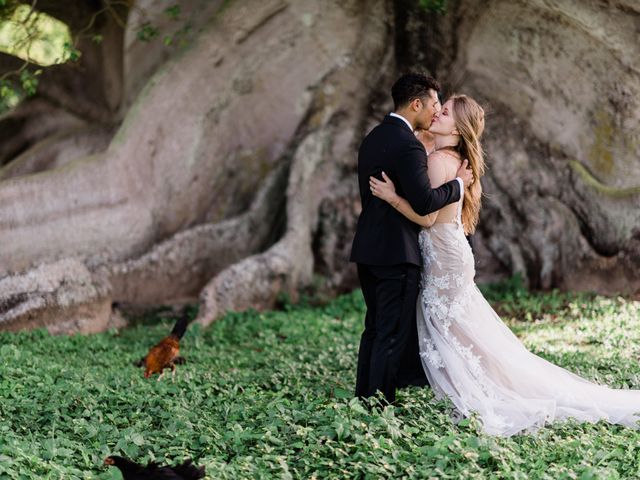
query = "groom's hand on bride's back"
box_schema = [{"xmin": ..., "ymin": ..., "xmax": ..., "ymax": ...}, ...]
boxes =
[{"xmin": 456, "ymin": 159, "xmax": 474, "ymax": 187}]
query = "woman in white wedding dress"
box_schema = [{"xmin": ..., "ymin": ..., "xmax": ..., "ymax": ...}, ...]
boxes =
[{"xmin": 369, "ymin": 94, "xmax": 640, "ymax": 436}]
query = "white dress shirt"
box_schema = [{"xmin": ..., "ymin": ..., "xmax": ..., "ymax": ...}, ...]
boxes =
[
  {"xmin": 389, "ymin": 112, "xmax": 465, "ymax": 194},
  {"xmin": 389, "ymin": 112, "xmax": 414, "ymax": 131}
]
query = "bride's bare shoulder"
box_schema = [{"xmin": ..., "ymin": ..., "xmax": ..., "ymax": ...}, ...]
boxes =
[
  {"xmin": 428, "ymin": 150, "xmax": 461, "ymax": 167},
  {"xmin": 428, "ymin": 150, "xmax": 461, "ymax": 182},
  {"xmin": 427, "ymin": 150, "xmax": 447, "ymax": 161}
]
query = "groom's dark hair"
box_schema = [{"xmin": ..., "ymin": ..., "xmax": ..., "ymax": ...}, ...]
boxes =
[{"xmin": 391, "ymin": 72, "xmax": 440, "ymax": 110}]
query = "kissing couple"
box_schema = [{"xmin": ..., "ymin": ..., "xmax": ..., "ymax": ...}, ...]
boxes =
[{"xmin": 350, "ymin": 72, "xmax": 640, "ymax": 436}]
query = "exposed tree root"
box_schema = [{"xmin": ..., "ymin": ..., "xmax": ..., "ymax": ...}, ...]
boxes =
[
  {"xmin": 105, "ymin": 164, "xmax": 288, "ymax": 305},
  {"xmin": 0, "ymin": 98, "xmax": 88, "ymax": 167},
  {"xmin": 0, "ymin": 124, "xmax": 113, "ymax": 180},
  {"xmin": 196, "ymin": 129, "xmax": 330, "ymax": 326},
  {"xmin": 0, "ymin": 258, "xmax": 116, "ymax": 334}
]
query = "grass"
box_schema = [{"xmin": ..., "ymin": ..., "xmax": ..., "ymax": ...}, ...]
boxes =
[{"xmin": 1, "ymin": 279, "xmax": 640, "ymax": 479}]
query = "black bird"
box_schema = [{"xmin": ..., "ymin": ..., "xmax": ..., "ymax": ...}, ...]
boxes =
[{"xmin": 104, "ymin": 455, "xmax": 205, "ymax": 480}]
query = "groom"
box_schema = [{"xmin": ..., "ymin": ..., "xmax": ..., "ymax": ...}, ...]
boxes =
[{"xmin": 350, "ymin": 72, "xmax": 472, "ymax": 405}]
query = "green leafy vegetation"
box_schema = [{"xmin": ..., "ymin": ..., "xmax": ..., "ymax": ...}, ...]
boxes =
[
  {"xmin": 0, "ymin": 2, "xmax": 190, "ymax": 115},
  {"xmin": 0, "ymin": 4, "xmax": 73, "ymax": 66},
  {"xmin": 1, "ymin": 281, "xmax": 639, "ymax": 478},
  {"xmin": 0, "ymin": 4, "xmax": 72, "ymax": 113},
  {"xmin": 418, "ymin": 0, "xmax": 448, "ymax": 14}
]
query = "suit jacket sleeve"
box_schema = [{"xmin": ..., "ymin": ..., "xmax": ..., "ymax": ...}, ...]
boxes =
[{"xmin": 395, "ymin": 142, "xmax": 461, "ymax": 216}]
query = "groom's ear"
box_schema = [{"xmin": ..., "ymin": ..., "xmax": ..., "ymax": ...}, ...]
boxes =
[{"xmin": 410, "ymin": 98, "xmax": 422, "ymax": 112}]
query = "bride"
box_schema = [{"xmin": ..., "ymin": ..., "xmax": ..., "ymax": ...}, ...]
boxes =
[{"xmin": 369, "ymin": 93, "xmax": 640, "ymax": 436}]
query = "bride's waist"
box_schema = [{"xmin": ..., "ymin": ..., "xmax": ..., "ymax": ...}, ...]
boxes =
[
  {"xmin": 419, "ymin": 228, "xmax": 473, "ymax": 262},
  {"xmin": 420, "ymin": 224, "xmax": 466, "ymax": 239},
  {"xmin": 431, "ymin": 219, "xmax": 458, "ymax": 226},
  {"xmin": 426, "ymin": 222, "xmax": 461, "ymax": 231}
]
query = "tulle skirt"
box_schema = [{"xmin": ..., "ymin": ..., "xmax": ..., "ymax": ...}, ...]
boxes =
[{"xmin": 417, "ymin": 223, "xmax": 640, "ymax": 436}]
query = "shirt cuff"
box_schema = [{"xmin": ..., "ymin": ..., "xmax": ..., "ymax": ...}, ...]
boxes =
[{"xmin": 455, "ymin": 177, "xmax": 464, "ymax": 193}]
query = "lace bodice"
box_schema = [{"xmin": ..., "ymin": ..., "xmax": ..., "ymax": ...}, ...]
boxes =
[{"xmin": 418, "ymin": 195, "xmax": 473, "ymax": 292}]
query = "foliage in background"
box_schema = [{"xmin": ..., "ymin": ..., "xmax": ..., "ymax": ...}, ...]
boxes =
[
  {"xmin": 0, "ymin": 69, "xmax": 36, "ymax": 111},
  {"xmin": 1, "ymin": 281, "xmax": 640, "ymax": 478},
  {"xmin": 0, "ymin": 4, "xmax": 73, "ymax": 65},
  {"xmin": 418, "ymin": 0, "xmax": 448, "ymax": 14},
  {"xmin": 0, "ymin": 2, "xmax": 75, "ymax": 114},
  {"xmin": 0, "ymin": 2, "xmax": 188, "ymax": 115}
]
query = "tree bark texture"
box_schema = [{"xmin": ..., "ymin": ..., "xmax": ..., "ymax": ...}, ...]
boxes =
[{"xmin": 0, "ymin": 0, "xmax": 638, "ymax": 333}]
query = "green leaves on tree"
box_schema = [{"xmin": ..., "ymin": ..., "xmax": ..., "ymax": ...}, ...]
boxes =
[{"xmin": 418, "ymin": 0, "xmax": 448, "ymax": 14}]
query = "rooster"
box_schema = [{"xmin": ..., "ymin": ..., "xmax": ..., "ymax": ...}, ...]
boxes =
[
  {"xmin": 136, "ymin": 314, "xmax": 190, "ymax": 380},
  {"xmin": 104, "ymin": 455, "xmax": 205, "ymax": 479}
]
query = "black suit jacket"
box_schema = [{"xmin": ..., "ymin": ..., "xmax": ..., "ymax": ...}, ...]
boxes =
[{"xmin": 350, "ymin": 115, "xmax": 461, "ymax": 266}]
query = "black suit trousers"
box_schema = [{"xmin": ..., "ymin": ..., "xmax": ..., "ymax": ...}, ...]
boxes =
[{"xmin": 355, "ymin": 263, "xmax": 428, "ymax": 404}]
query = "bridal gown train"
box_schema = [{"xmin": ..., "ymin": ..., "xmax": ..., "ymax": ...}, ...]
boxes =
[{"xmin": 417, "ymin": 195, "xmax": 640, "ymax": 436}]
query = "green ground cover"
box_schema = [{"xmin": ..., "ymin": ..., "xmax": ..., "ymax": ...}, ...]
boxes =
[{"xmin": 1, "ymin": 279, "xmax": 640, "ymax": 479}]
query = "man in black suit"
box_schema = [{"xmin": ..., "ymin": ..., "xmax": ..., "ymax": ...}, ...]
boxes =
[{"xmin": 350, "ymin": 73, "xmax": 473, "ymax": 405}]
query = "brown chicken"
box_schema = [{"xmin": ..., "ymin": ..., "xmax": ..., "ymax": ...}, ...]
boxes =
[{"xmin": 138, "ymin": 314, "xmax": 190, "ymax": 380}]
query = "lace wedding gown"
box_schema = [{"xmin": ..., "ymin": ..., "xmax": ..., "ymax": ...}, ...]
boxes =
[{"xmin": 417, "ymin": 195, "xmax": 640, "ymax": 436}]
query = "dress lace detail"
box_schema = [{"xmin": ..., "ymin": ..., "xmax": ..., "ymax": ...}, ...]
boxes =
[{"xmin": 417, "ymin": 195, "xmax": 640, "ymax": 436}]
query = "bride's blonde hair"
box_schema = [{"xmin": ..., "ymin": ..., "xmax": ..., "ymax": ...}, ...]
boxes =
[{"xmin": 450, "ymin": 94, "xmax": 486, "ymax": 235}]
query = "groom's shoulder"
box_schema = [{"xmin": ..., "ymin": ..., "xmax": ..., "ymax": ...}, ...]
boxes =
[
  {"xmin": 380, "ymin": 114, "xmax": 411, "ymax": 133},
  {"xmin": 365, "ymin": 115, "xmax": 413, "ymax": 142}
]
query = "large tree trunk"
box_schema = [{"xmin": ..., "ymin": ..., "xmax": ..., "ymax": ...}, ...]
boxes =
[
  {"xmin": 437, "ymin": 0, "xmax": 640, "ymax": 292},
  {"xmin": 0, "ymin": 0, "xmax": 391, "ymax": 332},
  {"xmin": 0, "ymin": 0, "xmax": 638, "ymax": 333}
]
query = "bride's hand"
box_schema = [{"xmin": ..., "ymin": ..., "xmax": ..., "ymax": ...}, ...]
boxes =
[{"xmin": 369, "ymin": 172, "xmax": 399, "ymax": 204}]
